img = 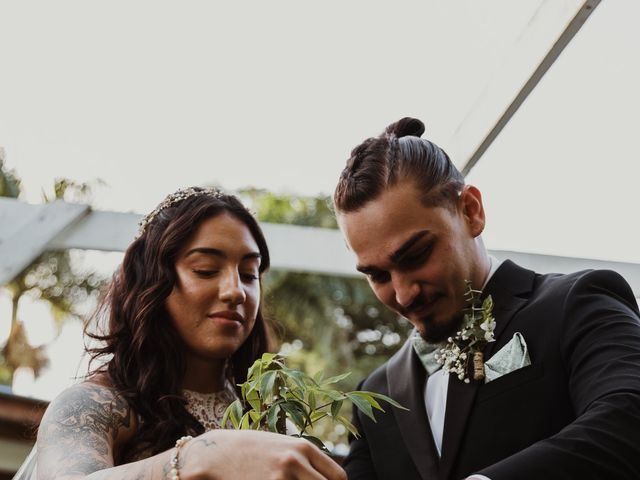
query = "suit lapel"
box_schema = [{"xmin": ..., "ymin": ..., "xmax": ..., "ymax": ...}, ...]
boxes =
[
  {"xmin": 387, "ymin": 341, "xmax": 440, "ymax": 480},
  {"xmin": 483, "ymin": 260, "xmax": 536, "ymax": 350},
  {"xmin": 439, "ymin": 260, "xmax": 535, "ymax": 480}
]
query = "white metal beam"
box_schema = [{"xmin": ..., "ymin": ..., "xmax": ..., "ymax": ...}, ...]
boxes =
[
  {"xmin": 1, "ymin": 198, "xmax": 640, "ymax": 296},
  {"xmin": 491, "ymin": 250, "xmax": 640, "ymax": 299},
  {"xmin": 47, "ymin": 207, "xmax": 360, "ymax": 276},
  {"xmin": 449, "ymin": 0, "xmax": 601, "ymax": 175},
  {"xmin": 260, "ymin": 223, "xmax": 357, "ymax": 277},
  {"xmin": 0, "ymin": 198, "xmax": 89, "ymax": 285},
  {"xmin": 48, "ymin": 210, "xmax": 140, "ymax": 252}
]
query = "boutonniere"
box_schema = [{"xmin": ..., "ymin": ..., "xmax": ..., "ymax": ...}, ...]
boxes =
[{"xmin": 435, "ymin": 281, "xmax": 496, "ymax": 383}]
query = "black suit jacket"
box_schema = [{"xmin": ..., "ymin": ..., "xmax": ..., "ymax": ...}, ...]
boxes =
[{"xmin": 343, "ymin": 260, "xmax": 640, "ymax": 480}]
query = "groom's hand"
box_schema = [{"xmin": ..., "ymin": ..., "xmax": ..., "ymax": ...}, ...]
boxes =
[{"xmin": 181, "ymin": 429, "xmax": 347, "ymax": 480}]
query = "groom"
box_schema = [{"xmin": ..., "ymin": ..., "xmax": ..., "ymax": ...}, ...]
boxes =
[{"xmin": 333, "ymin": 117, "xmax": 640, "ymax": 479}]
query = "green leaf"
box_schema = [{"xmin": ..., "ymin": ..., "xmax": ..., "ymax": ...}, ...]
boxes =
[
  {"xmin": 245, "ymin": 377, "xmax": 260, "ymax": 397},
  {"xmin": 281, "ymin": 367, "xmax": 309, "ymax": 389},
  {"xmin": 357, "ymin": 391, "xmax": 409, "ymax": 411},
  {"xmin": 260, "ymin": 352, "xmax": 279, "ymax": 364},
  {"xmin": 337, "ymin": 415, "xmax": 360, "ymax": 438},
  {"xmin": 348, "ymin": 391, "xmax": 382, "ymax": 411},
  {"xmin": 249, "ymin": 410, "xmax": 262, "ymax": 423},
  {"xmin": 482, "ymin": 295, "xmax": 493, "ymax": 314},
  {"xmin": 310, "ymin": 411, "xmax": 326, "ymax": 422},
  {"xmin": 308, "ymin": 390, "xmax": 316, "ymax": 411},
  {"xmin": 246, "ymin": 358, "xmax": 262, "ymax": 380},
  {"xmin": 240, "ymin": 412, "xmax": 251, "ymax": 430},
  {"xmin": 280, "ymin": 400, "xmax": 307, "ymax": 431},
  {"xmin": 313, "ymin": 370, "xmax": 324, "ymax": 384},
  {"xmin": 223, "ymin": 399, "xmax": 244, "ymax": 429},
  {"xmin": 266, "ymin": 404, "xmax": 281, "ymax": 432},
  {"xmin": 301, "ymin": 434, "xmax": 329, "ymax": 452},
  {"xmin": 222, "ymin": 405, "xmax": 232, "ymax": 429},
  {"xmin": 246, "ymin": 388, "xmax": 262, "ymax": 412},
  {"xmin": 270, "ymin": 358, "xmax": 287, "ymax": 370},
  {"xmin": 346, "ymin": 393, "xmax": 376, "ymax": 422},
  {"xmin": 240, "ymin": 381, "xmax": 249, "ymax": 399},
  {"xmin": 325, "ymin": 389, "xmax": 346, "ymax": 401},
  {"xmin": 321, "ymin": 372, "xmax": 352, "ymax": 385},
  {"xmin": 331, "ymin": 399, "xmax": 344, "ymax": 418},
  {"xmin": 259, "ymin": 370, "xmax": 278, "ymax": 400}
]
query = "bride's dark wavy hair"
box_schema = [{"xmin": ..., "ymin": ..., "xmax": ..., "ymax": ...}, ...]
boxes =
[{"xmin": 85, "ymin": 189, "xmax": 271, "ymax": 459}]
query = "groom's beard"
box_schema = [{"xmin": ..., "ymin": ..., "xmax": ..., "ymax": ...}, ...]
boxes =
[{"xmin": 402, "ymin": 293, "xmax": 464, "ymax": 344}]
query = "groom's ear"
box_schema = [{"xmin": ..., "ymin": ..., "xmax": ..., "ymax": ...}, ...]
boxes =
[{"xmin": 459, "ymin": 185, "xmax": 485, "ymax": 237}]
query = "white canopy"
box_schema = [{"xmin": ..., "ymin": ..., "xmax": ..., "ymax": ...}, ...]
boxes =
[{"xmin": 1, "ymin": 0, "xmax": 638, "ymax": 287}]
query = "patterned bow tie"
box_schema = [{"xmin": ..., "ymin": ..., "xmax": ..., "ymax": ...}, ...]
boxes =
[{"xmin": 411, "ymin": 334, "xmax": 444, "ymax": 376}]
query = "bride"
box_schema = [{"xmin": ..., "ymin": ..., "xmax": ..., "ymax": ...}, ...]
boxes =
[{"xmin": 16, "ymin": 187, "xmax": 345, "ymax": 480}]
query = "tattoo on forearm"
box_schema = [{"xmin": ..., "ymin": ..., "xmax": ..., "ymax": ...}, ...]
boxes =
[
  {"xmin": 162, "ymin": 458, "xmax": 175, "ymax": 479},
  {"xmin": 191, "ymin": 437, "xmax": 217, "ymax": 448},
  {"xmin": 37, "ymin": 383, "xmax": 132, "ymax": 479}
]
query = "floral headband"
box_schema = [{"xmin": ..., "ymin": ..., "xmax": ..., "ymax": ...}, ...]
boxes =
[{"xmin": 136, "ymin": 186, "xmax": 225, "ymax": 238}]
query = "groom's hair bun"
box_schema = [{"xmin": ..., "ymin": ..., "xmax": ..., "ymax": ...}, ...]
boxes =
[
  {"xmin": 384, "ymin": 117, "xmax": 425, "ymax": 139},
  {"xmin": 334, "ymin": 116, "xmax": 464, "ymax": 214}
]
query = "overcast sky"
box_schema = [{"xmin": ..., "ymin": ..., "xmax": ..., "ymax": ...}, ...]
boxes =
[
  {"xmin": 2, "ymin": 0, "xmax": 638, "ymax": 265},
  {"xmin": 3, "ymin": 0, "xmax": 638, "ymax": 263}
]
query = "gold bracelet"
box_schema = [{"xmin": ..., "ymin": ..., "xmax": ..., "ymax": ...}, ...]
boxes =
[{"xmin": 169, "ymin": 435, "xmax": 193, "ymax": 480}]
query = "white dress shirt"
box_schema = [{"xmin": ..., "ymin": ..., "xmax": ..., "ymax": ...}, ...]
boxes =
[{"xmin": 423, "ymin": 255, "xmax": 501, "ymax": 480}]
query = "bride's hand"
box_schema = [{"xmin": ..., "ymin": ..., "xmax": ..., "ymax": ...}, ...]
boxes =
[{"xmin": 179, "ymin": 429, "xmax": 346, "ymax": 480}]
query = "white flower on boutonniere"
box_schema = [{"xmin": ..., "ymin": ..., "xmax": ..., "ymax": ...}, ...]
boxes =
[{"xmin": 435, "ymin": 281, "xmax": 496, "ymax": 383}]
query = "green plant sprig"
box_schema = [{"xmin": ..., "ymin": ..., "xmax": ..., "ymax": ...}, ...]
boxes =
[{"xmin": 223, "ymin": 353, "xmax": 407, "ymax": 451}]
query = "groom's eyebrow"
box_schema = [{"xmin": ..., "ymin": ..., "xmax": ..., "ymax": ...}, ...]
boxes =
[
  {"xmin": 356, "ymin": 230, "xmax": 431, "ymax": 273},
  {"xmin": 356, "ymin": 265, "xmax": 379, "ymax": 275},
  {"xmin": 389, "ymin": 230, "xmax": 431, "ymax": 264}
]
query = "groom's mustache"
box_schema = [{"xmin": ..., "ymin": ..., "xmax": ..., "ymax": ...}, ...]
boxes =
[{"xmin": 399, "ymin": 292, "xmax": 440, "ymax": 317}]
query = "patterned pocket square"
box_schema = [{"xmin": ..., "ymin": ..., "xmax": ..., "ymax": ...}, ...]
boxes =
[{"xmin": 484, "ymin": 332, "xmax": 531, "ymax": 383}]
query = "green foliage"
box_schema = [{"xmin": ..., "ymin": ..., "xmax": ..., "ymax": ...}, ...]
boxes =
[
  {"xmin": 461, "ymin": 281, "xmax": 496, "ymax": 349},
  {"xmin": 223, "ymin": 353, "xmax": 406, "ymax": 451},
  {"xmin": 0, "ymin": 352, "xmax": 12, "ymax": 385},
  {"xmin": 241, "ymin": 187, "xmax": 337, "ymax": 229},
  {"xmin": 263, "ymin": 271, "xmax": 411, "ymax": 381},
  {"xmin": 0, "ymin": 148, "xmax": 21, "ymax": 198}
]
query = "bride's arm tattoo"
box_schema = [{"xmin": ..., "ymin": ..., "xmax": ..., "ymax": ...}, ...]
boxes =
[
  {"xmin": 37, "ymin": 383, "xmax": 132, "ymax": 479},
  {"xmin": 190, "ymin": 437, "xmax": 217, "ymax": 449}
]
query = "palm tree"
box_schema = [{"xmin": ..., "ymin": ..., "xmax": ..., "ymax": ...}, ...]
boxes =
[{"xmin": 0, "ymin": 150, "xmax": 106, "ymax": 386}]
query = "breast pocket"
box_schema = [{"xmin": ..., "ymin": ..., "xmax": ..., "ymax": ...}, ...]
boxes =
[{"xmin": 476, "ymin": 362, "xmax": 545, "ymax": 403}]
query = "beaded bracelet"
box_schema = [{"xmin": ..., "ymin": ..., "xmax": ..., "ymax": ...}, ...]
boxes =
[{"xmin": 169, "ymin": 435, "xmax": 193, "ymax": 480}]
